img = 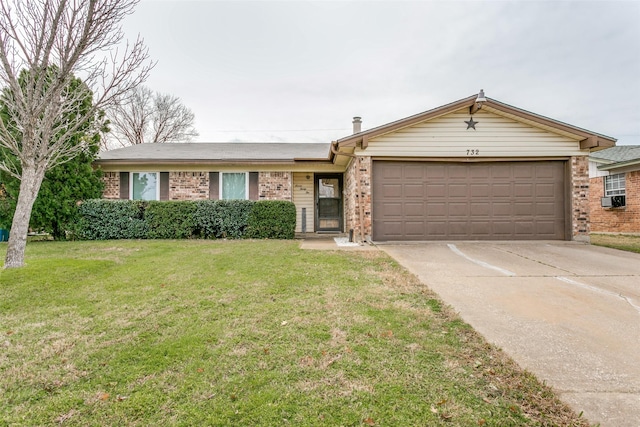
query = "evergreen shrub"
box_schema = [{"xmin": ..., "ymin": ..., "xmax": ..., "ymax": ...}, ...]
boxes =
[
  {"xmin": 246, "ymin": 200, "xmax": 296, "ymax": 239},
  {"xmin": 74, "ymin": 199, "xmax": 297, "ymax": 240},
  {"xmin": 145, "ymin": 201, "xmax": 198, "ymax": 239},
  {"xmin": 75, "ymin": 199, "xmax": 147, "ymax": 240}
]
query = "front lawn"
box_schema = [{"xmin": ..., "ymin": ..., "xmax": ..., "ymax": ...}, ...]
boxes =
[
  {"xmin": 0, "ymin": 240, "xmax": 588, "ymax": 426},
  {"xmin": 591, "ymin": 233, "xmax": 640, "ymax": 254}
]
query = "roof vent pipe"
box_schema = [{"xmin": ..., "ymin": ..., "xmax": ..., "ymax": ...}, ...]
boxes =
[{"xmin": 352, "ymin": 117, "xmax": 362, "ymax": 134}]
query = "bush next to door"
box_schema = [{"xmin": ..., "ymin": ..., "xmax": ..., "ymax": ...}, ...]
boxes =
[
  {"xmin": 247, "ymin": 200, "xmax": 296, "ymax": 239},
  {"xmin": 145, "ymin": 201, "xmax": 198, "ymax": 239},
  {"xmin": 73, "ymin": 199, "xmax": 296, "ymax": 240}
]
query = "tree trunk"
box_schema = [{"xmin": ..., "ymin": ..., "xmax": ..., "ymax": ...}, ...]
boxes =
[{"xmin": 4, "ymin": 166, "xmax": 46, "ymax": 268}]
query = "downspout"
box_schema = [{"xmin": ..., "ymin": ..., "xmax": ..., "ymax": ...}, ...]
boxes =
[{"xmin": 331, "ymin": 141, "xmax": 366, "ymax": 244}]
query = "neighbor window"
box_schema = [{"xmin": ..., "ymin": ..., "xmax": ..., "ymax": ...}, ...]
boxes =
[
  {"xmin": 131, "ymin": 172, "xmax": 159, "ymax": 200},
  {"xmin": 604, "ymin": 173, "xmax": 625, "ymax": 196},
  {"xmin": 221, "ymin": 172, "xmax": 248, "ymax": 200}
]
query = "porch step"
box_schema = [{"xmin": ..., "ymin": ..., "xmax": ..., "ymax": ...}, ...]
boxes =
[{"xmin": 295, "ymin": 232, "xmax": 348, "ymax": 240}]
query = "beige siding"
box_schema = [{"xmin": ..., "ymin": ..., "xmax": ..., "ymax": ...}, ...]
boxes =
[
  {"xmin": 362, "ymin": 108, "xmax": 587, "ymax": 157},
  {"xmin": 293, "ymin": 173, "xmax": 315, "ymax": 233}
]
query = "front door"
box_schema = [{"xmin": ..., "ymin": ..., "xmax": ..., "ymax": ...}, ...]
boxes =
[{"xmin": 316, "ymin": 174, "xmax": 343, "ymax": 232}]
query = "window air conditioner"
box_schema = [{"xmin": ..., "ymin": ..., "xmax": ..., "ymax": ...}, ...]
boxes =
[
  {"xmin": 602, "ymin": 196, "xmax": 625, "ymax": 208},
  {"xmin": 611, "ymin": 195, "xmax": 626, "ymax": 208}
]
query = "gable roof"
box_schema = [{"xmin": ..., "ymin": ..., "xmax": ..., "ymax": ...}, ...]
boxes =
[
  {"xmin": 589, "ymin": 145, "xmax": 640, "ymax": 171},
  {"xmin": 336, "ymin": 94, "xmax": 616, "ymax": 150},
  {"xmin": 96, "ymin": 142, "xmax": 332, "ymax": 165}
]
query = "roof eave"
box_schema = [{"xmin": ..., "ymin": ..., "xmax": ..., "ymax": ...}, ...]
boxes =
[
  {"xmin": 336, "ymin": 95, "xmax": 478, "ymax": 147},
  {"xmin": 597, "ymin": 158, "xmax": 640, "ymax": 171},
  {"xmin": 293, "ymin": 155, "xmax": 333, "ymax": 162},
  {"xmin": 93, "ymin": 159, "xmax": 322, "ymax": 166},
  {"xmin": 588, "ymin": 157, "xmax": 613, "ymax": 165},
  {"xmin": 336, "ymin": 94, "xmax": 617, "ymax": 150},
  {"xmin": 485, "ymin": 99, "xmax": 617, "ymax": 149}
]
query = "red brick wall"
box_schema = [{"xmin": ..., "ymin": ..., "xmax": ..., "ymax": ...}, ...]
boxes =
[
  {"xmin": 170, "ymin": 172, "xmax": 209, "ymax": 200},
  {"xmin": 570, "ymin": 156, "xmax": 590, "ymax": 241},
  {"xmin": 589, "ymin": 170, "xmax": 640, "ymax": 233},
  {"xmin": 259, "ymin": 172, "xmax": 292, "ymax": 201},
  {"xmin": 344, "ymin": 156, "xmax": 372, "ymax": 241},
  {"xmin": 101, "ymin": 172, "xmax": 120, "ymax": 199},
  {"xmin": 101, "ymin": 171, "xmax": 295, "ymax": 201}
]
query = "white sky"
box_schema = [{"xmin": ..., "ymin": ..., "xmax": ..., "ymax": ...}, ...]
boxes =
[{"xmin": 121, "ymin": 0, "xmax": 640, "ymax": 145}]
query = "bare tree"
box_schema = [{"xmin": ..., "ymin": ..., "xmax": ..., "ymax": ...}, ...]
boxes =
[
  {"xmin": 0, "ymin": 0, "xmax": 153, "ymax": 268},
  {"xmin": 104, "ymin": 85, "xmax": 153, "ymax": 147},
  {"xmin": 105, "ymin": 85, "xmax": 198, "ymax": 149}
]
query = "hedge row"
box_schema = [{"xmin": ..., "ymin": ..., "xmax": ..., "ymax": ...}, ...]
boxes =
[{"xmin": 74, "ymin": 199, "xmax": 296, "ymax": 240}]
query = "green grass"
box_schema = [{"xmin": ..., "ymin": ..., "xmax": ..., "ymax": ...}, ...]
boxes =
[
  {"xmin": 0, "ymin": 240, "xmax": 589, "ymax": 426},
  {"xmin": 591, "ymin": 233, "xmax": 640, "ymax": 254}
]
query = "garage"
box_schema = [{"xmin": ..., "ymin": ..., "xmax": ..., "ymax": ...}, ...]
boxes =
[
  {"xmin": 372, "ymin": 160, "xmax": 567, "ymax": 241},
  {"xmin": 335, "ymin": 92, "xmax": 616, "ymax": 243}
]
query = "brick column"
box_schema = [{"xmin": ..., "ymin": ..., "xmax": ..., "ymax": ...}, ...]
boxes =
[
  {"xmin": 344, "ymin": 156, "xmax": 372, "ymax": 241},
  {"xmin": 571, "ymin": 156, "xmax": 590, "ymax": 242}
]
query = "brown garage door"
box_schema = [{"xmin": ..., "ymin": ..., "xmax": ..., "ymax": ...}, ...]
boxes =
[{"xmin": 372, "ymin": 161, "xmax": 566, "ymax": 241}]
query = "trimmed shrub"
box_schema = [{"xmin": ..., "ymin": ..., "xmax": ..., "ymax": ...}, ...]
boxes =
[
  {"xmin": 194, "ymin": 200, "xmax": 254, "ymax": 239},
  {"xmin": 74, "ymin": 199, "xmax": 147, "ymax": 240},
  {"xmin": 74, "ymin": 199, "xmax": 296, "ymax": 240},
  {"xmin": 246, "ymin": 200, "xmax": 296, "ymax": 239},
  {"xmin": 145, "ymin": 201, "xmax": 198, "ymax": 239}
]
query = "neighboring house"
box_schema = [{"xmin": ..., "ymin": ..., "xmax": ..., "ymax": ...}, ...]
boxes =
[
  {"xmin": 95, "ymin": 92, "xmax": 616, "ymax": 242},
  {"xmin": 588, "ymin": 145, "xmax": 640, "ymax": 233}
]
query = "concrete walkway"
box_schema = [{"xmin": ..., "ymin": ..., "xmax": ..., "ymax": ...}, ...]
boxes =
[
  {"xmin": 379, "ymin": 241, "xmax": 640, "ymax": 427},
  {"xmin": 299, "ymin": 236, "xmax": 379, "ymax": 251}
]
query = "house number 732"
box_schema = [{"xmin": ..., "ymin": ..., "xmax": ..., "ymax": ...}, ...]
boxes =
[{"xmin": 466, "ymin": 149, "xmax": 480, "ymax": 156}]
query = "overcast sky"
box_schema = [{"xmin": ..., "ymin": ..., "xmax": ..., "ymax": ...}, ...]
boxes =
[{"xmin": 121, "ymin": 0, "xmax": 640, "ymax": 145}]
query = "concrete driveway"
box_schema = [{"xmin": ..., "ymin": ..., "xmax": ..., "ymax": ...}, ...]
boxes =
[{"xmin": 379, "ymin": 241, "xmax": 640, "ymax": 427}]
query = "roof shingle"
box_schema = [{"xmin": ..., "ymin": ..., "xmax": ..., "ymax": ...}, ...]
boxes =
[
  {"xmin": 589, "ymin": 145, "xmax": 640, "ymax": 163},
  {"xmin": 97, "ymin": 142, "xmax": 332, "ymax": 162}
]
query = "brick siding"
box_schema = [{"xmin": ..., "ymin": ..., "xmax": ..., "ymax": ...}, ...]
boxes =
[
  {"xmin": 101, "ymin": 172, "xmax": 120, "ymax": 199},
  {"xmin": 589, "ymin": 170, "xmax": 640, "ymax": 233},
  {"xmin": 570, "ymin": 156, "xmax": 590, "ymax": 241},
  {"xmin": 102, "ymin": 171, "xmax": 294, "ymax": 201},
  {"xmin": 344, "ymin": 156, "xmax": 372, "ymax": 241},
  {"xmin": 259, "ymin": 172, "xmax": 292, "ymax": 201},
  {"xmin": 169, "ymin": 172, "xmax": 209, "ymax": 200}
]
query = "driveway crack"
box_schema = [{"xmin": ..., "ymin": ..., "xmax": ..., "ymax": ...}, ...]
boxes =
[{"xmin": 555, "ymin": 276, "xmax": 640, "ymax": 315}]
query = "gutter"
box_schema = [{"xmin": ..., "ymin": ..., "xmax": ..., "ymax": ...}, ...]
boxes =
[
  {"xmin": 597, "ymin": 158, "xmax": 640, "ymax": 172},
  {"xmin": 93, "ymin": 158, "xmax": 334, "ymax": 166}
]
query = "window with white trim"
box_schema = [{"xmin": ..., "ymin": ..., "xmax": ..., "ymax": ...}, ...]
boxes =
[
  {"xmin": 604, "ymin": 173, "xmax": 625, "ymax": 196},
  {"xmin": 221, "ymin": 172, "xmax": 248, "ymax": 200},
  {"xmin": 131, "ymin": 172, "xmax": 159, "ymax": 200}
]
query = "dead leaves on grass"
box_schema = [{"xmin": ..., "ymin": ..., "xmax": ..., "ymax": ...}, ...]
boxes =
[
  {"xmin": 299, "ymin": 352, "xmax": 343, "ymax": 369},
  {"xmin": 93, "ymin": 391, "xmax": 129, "ymax": 405},
  {"xmin": 55, "ymin": 408, "xmax": 77, "ymax": 423},
  {"xmin": 430, "ymin": 398, "xmax": 454, "ymax": 422}
]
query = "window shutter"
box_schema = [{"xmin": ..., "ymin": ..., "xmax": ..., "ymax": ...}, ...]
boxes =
[
  {"xmin": 160, "ymin": 172, "xmax": 169, "ymax": 200},
  {"xmin": 249, "ymin": 172, "xmax": 259, "ymax": 200},
  {"xmin": 119, "ymin": 172, "xmax": 130, "ymax": 199},
  {"xmin": 209, "ymin": 172, "xmax": 219, "ymax": 200}
]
